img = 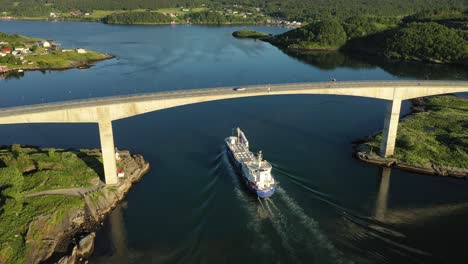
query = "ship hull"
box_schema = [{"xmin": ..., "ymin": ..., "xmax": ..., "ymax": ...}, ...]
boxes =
[{"xmin": 225, "ymin": 144, "xmax": 275, "ymax": 198}]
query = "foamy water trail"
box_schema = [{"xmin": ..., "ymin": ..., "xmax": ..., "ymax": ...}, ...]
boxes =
[
  {"xmin": 219, "ymin": 149, "xmax": 275, "ymax": 256},
  {"xmin": 220, "ymin": 149, "xmax": 351, "ymax": 263},
  {"xmin": 262, "ymin": 198, "xmax": 299, "ymax": 262},
  {"xmin": 276, "ymin": 187, "xmax": 353, "ymax": 264}
]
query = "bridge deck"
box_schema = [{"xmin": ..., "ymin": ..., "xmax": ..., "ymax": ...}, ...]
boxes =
[{"xmin": 0, "ymin": 80, "xmax": 467, "ymax": 119}]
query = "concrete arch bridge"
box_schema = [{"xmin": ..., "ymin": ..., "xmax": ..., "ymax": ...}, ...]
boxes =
[{"xmin": 0, "ymin": 81, "xmax": 467, "ymax": 184}]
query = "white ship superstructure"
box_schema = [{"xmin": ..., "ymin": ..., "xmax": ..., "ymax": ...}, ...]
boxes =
[{"xmin": 225, "ymin": 128, "xmax": 276, "ymax": 197}]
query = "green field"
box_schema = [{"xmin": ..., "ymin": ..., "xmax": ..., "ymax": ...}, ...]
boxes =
[
  {"xmin": 232, "ymin": 29, "xmax": 269, "ymax": 38},
  {"xmin": 26, "ymin": 50, "xmax": 109, "ymax": 68},
  {"xmin": 155, "ymin": 7, "xmax": 208, "ymax": 15},
  {"xmin": 0, "ymin": 32, "xmax": 40, "ymax": 44},
  {"xmin": 85, "ymin": 9, "xmax": 149, "ymax": 20},
  {"xmin": 1, "ymin": 31, "xmax": 111, "ymax": 71},
  {"xmin": 363, "ymin": 95, "xmax": 468, "ymax": 168}
]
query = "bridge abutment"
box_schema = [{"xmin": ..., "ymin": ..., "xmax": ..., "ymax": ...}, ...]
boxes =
[
  {"xmin": 98, "ymin": 108, "xmax": 118, "ymax": 185},
  {"xmin": 380, "ymin": 98, "xmax": 402, "ymax": 157}
]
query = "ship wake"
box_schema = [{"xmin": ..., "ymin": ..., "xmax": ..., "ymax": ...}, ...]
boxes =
[{"xmin": 220, "ymin": 148, "xmax": 351, "ymax": 264}]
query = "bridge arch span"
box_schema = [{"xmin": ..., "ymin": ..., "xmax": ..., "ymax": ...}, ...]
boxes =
[{"xmin": 0, "ymin": 81, "xmax": 466, "ymax": 184}]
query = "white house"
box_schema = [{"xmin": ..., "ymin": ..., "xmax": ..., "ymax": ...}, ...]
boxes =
[
  {"xmin": 76, "ymin": 48, "xmax": 87, "ymax": 54},
  {"xmin": 117, "ymin": 169, "xmax": 125, "ymax": 178},
  {"xmin": 39, "ymin": 40, "xmax": 51, "ymax": 48}
]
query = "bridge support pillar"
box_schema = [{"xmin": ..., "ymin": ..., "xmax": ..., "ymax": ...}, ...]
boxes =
[
  {"xmin": 98, "ymin": 109, "xmax": 118, "ymax": 185},
  {"xmin": 380, "ymin": 98, "xmax": 402, "ymax": 157}
]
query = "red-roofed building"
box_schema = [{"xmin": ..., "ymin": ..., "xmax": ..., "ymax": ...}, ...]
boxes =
[
  {"xmin": 117, "ymin": 169, "xmax": 125, "ymax": 178},
  {"xmin": 0, "ymin": 48, "xmax": 11, "ymax": 55}
]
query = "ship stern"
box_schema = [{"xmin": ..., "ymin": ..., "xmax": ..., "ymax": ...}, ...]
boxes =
[{"xmin": 257, "ymin": 187, "xmax": 275, "ymax": 198}]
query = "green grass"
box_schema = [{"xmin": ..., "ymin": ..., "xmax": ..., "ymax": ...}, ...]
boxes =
[
  {"xmin": 232, "ymin": 29, "xmax": 269, "ymax": 38},
  {"xmin": 4, "ymin": 50, "xmax": 110, "ymax": 70},
  {"xmin": 364, "ymin": 95, "xmax": 468, "ymax": 168},
  {"xmin": 1, "ymin": 31, "xmax": 110, "ymax": 71},
  {"xmin": 29, "ymin": 50, "xmax": 108, "ymax": 67},
  {"xmin": 288, "ymin": 41, "xmax": 339, "ymax": 50},
  {"xmin": 85, "ymin": 8, "xmax": 208, "ymax": 20},
  {"xmin": 0, "ymin": 195, "xmax": 84, "ymax": 264},
  {"xmin": 85, "ymin": 9, "xmax": 148, "ymax": 20},
  {"xmin": 155, "ymin": 7, "xmax": 208, "ymax": 15},
  {"xmin": 0, "ymin": 32, "xmax": 40, "ymax": 44},
  {"xmin": 0, "ymin": 146, "xmax": 102, "ymax": 193},
  {"xmin": 86, "ymin": 10, "xmax": 126, "ymax": 20},
  {"xmin": 0, "ymin": 146, "xmax": 104, "ymax": 263}
]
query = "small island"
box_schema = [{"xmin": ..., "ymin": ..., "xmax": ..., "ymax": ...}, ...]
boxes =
[
  {"xmin": 232, "ymin": 29, "xmax": 270, "ymax": 38},
  {"xmin": 0, "ymin": 145, "xmax": 149, "ymax": 264},
  {"xmin": 0, "ymin": 32, "xmax": 113, "ymax": 76},
  {"xmin": 356, "ymin": 95, "xmax": 468, "ymax": 178},
  {"xmin": 264, "ymin": 19, "xmax": 347, "ymax": 50}
]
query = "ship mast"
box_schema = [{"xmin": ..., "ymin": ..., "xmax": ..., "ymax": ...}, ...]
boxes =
[{"xmin": 258, "ymin": 150, "xmax": 262, "ymax": 168}]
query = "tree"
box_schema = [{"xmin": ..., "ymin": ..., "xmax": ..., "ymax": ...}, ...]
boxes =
[{"xmin": 384, "ymin": 22, "xmax": 468, "ymax": 65}]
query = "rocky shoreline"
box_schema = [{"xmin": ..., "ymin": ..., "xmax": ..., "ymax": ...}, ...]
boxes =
[
  {"xmin": 22, "ymin": 150, "xmax": 149, "ymax": 264},
  {"xmin": 355, "ymin": 146, "xmax": 468, "ymax": 178},
  {"xmin": 354, "ymin": 97, "xmax": 468, "ymax": 178}
]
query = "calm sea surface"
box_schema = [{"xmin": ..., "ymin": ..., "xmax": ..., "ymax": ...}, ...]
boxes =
[{"xmin": 1, "ymin": 21, "xmax": 468, "ymax": 264}]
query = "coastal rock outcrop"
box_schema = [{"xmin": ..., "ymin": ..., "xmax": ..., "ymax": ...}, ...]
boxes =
[{"xmin": 22, "ymin": 150, "xmax": 149, "ymax": 264}]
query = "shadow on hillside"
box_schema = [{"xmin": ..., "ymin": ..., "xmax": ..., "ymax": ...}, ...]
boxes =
[
  {"xmin": 72, "ymin": 150, "xmax": 105, "ymax": 183},
  {"xmin": 0, "ymin": 184, "xmax": 13, "ymax": 215}
]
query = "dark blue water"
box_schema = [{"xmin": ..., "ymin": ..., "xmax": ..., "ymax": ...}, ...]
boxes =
[{"xmin": 1, "ymin": 21, "xmax": 468, "ymax": 264}]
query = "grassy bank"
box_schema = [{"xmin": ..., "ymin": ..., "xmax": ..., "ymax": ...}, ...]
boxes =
[
  {"xmin": 361, "ymin": 95, "xmax": 467, "ymax": 169},
  {"xmin": 1, "ymin": 32, "xmax": 112, "ymax": 72},
  {"xmin": 0, "ymin": 146, "xmax": 102, "ymax": 264},
  {"xmin": 232, "ymin": 29, "xmax": 269, "ymax": 38},
  {"xmin": 3, "ymin": 50, "xmax": 112, "ymax": 71}
]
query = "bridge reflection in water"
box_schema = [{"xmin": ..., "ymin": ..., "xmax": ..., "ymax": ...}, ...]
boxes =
[
  {"xmin": 92, "ymin": 203, "xmax": 130, "ymax": 263},
  {"xmin": 374, "ymin": 167, "xmax": 391, "ymax": 222}
]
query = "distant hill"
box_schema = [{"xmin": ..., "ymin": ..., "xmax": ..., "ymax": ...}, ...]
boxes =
[
  {"xmin": 264, "ymin": 12, "xmax": 468, "ymax": 66},
  {"xmin": 0, "ymin": 0, "xmax": 465, "ymax": 21}
]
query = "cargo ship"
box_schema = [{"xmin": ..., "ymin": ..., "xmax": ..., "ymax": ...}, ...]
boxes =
[{"xmin": 225, "ymin": 128, "xmax": 276, "ymax": 198}]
